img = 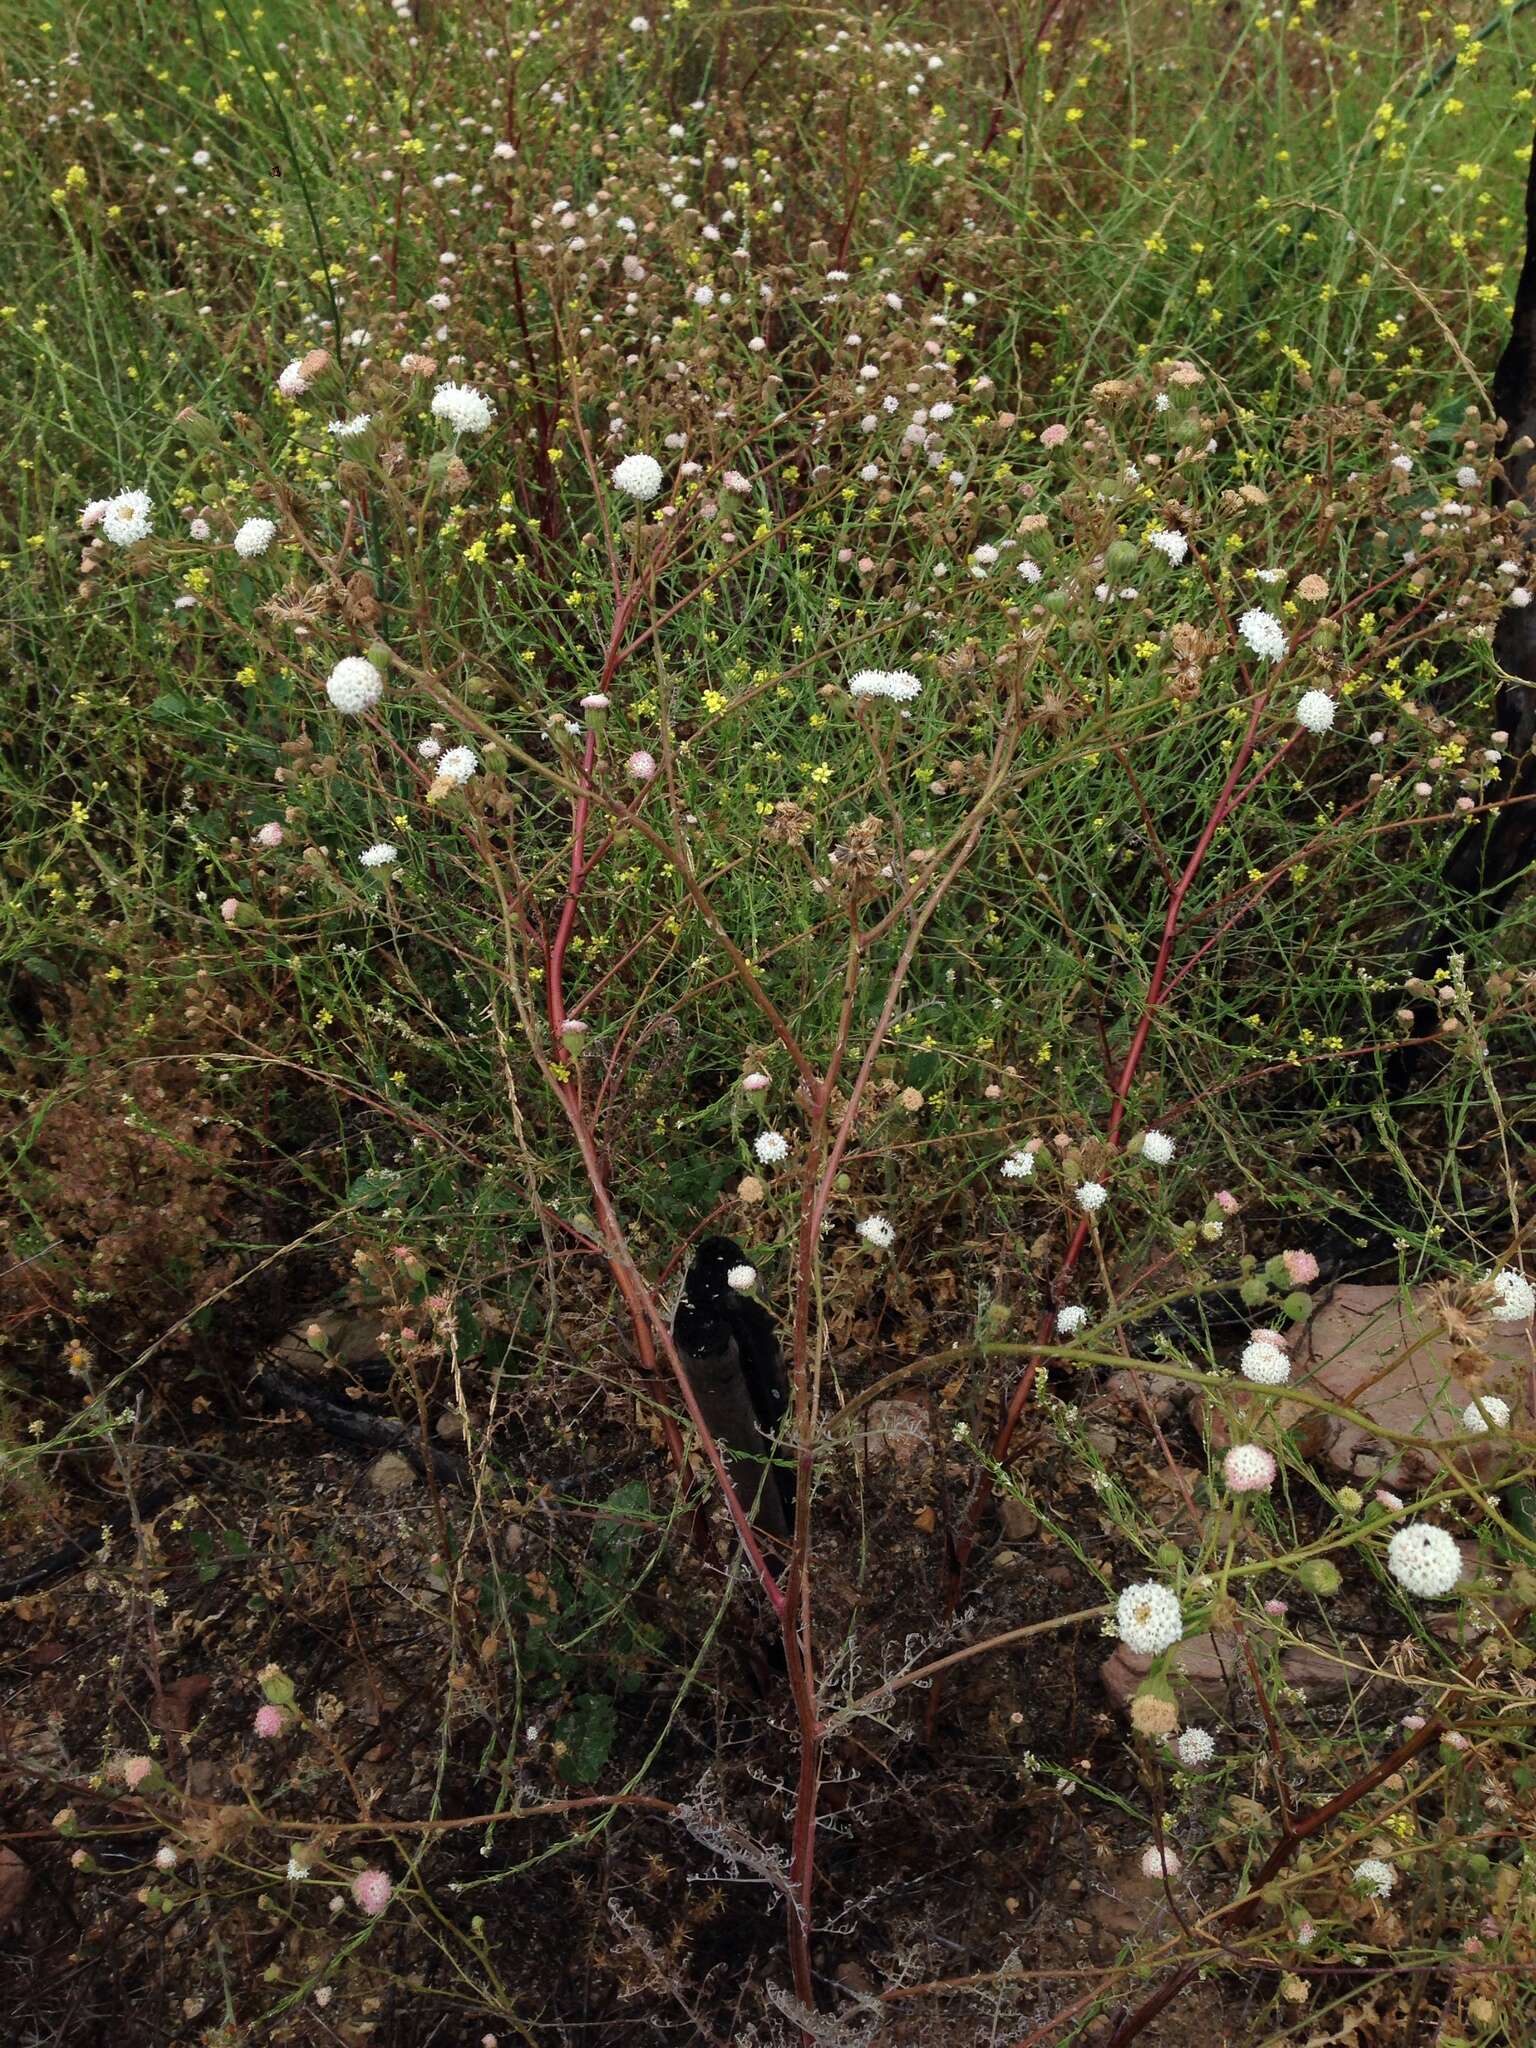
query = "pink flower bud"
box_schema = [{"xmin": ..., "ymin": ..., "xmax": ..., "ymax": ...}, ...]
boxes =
[
  {"xmin": 352, "ymin": 1867, "xmax": 393, "ymax": 1915},
  {"xmin": 1222, "ymin": 1444, "xmax": 1277, "ymax": 1494},
  {"xmin": 254, "ymin": 1704, "xmax": 287, "ymax": 1740},
  {"xmin": 1282, "ymin": 1248, "xmax": 1319, "ymax": 1286}
]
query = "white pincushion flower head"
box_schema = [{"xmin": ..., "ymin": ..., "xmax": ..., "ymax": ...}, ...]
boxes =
[
  {"xmin": 611, "ymin": 452, "xmax": 664, "ymax": 501},
  {"xmin": 1387, "ymin": 1521, "xmax": 1461, "ymax": 1598},
  {"xmin": 1000, "ymin": 1148, "xmax": 1035, "ymax": 1180},
  {"xmin": 431, "ymin": 382, "xmax": 495, "ymax": 435},
  {"xmin": 1139, "ymin": 1844, "xmax": 1181, "ymax": 1880},
  {"xmin": 234, "ymin": 516, "xmax": 278, "ymax": 560},
  {"xmin": 327, "ymin": 413, "xmax": 373, "ymax": 440},
  {"xmin": 1489, "ymin": 1268, "xmax": 1534, "ymax": 1323},
  {"xmin": 1055, "ymin": 1304, "xmax": 1089, "ymax": 1336},
  {"xmin": 881, "ymin": 668, "xmax": 922, "ymax": 702},
  {"xmin": 1296, "ymin": 690, "xmax": 1336, "ymax": 735},
  {"xmin": 856, "ymin": 1215, "xmax": 895, "ymax": 1250},
  {"xmin": 849, "ymin": 668, "xmax": 922, "ymax": 703},
  {"xmin": 1076, "ymin": 1179, "xmax": 1108, "ymax": 1214},
  {"xmin": 1237, "ymin": 607, "xmax": 1287, "ymax": 662},
  {"xmin": 1146, "ymin": 528, "xmax": 1188, "ymax": 565},
  {"xmin": 726, "ymin": 1263, "xmax": 757, "ymax": 1293},
  {"xmin": 101, "ymin": 489, "xmax": 153, "ymax": 546},
  {"xmin": 1239, "ymin": 1335, "xmax": 1291, "ymax": 1386},
  {"xmin": 359, "ymin": 842, "xmax": 398, "ymax": 868},
  {"xmin": 1462, "ymin": 1395, "xmax": 1510, "ymax": 1434},
  {"xmin": 754, "ymin": 1130, "xmax": 789, "ymax": 1165},
  {"xmin": 1353, "ymin": 1857, "xmax": 1396, "ymax": 1899},
  {"xmin": 1175, "ymin": 1726, "xmax": 1215, "ymax": 1768},
  {"xmin": 1116, "ymin": 1581, "xmax": 1184, "ymax": 1656},
  {"xmin": 277, "ymin": 359, "xmax": 309, "ymax": 397},
  {"xmin": 436, "ymin": 745, "xmax": 479, "ymax": 785},
  {"xmin": 326, "ymin": 655, "xmax": 384, "ymax": 715},
  {"xmin": 1140, "ymin": 1129, "xmax": 1175, "ymax": 1166}
]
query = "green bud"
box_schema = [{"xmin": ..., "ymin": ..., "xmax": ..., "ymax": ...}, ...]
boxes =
[
  {"xmin": 174, "ymin": 405, "xmax": 221, "ymax": 450},
  {"xmin": 1104, "ymin": 538, "xmax": 1139, "ymax": 574},
  {"xmin": 1239, "ymin": 1276, "xmax": 1271, "ymax": 1308},
  {"xmin": 364, "ymin": 640, "xmax": 392, "ymax": 675},
  {"xmin": 1280, "ymin": 1290, "xmax": 1313, "ymax": 1324},
  {"xmin": 1041, "ymin": 587, "xmax": 1073, "ymax": 615},
  {"xmin": 1155, "ymin": 1542, "xmax": 1182, "ymax": 1574},
  {"xmin": 259, "ymin": 1665, "xmax": 297, "ymax": 1709},
  {"xmin": 1295, "ymin": 1558, "xmax": 1341, "ymax": 1597}
]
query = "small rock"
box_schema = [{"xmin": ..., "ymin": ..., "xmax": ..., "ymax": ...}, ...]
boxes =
[
  {"xmin": 153, "ymin": 1674, "xmax": 212, "ymax": 1735},
  {"xmin": 1102, "ymin": 1632, "xmax": 1245, "ymax": 1711},
  {"xmin": 999, "ymin": 1498, "xmax": 1039, "ymax": 1541},
  {"xmin": 861, "ymin": 1399, "xmax": 932, "ymax": 1467},
  {"xmin": 1103, "ymin": 1368, "xmax": 1181, "ymax": 1420},
  {"xmin": 0, "ymin": 1847, "xmax": 32, "ymax": 1928},
  {"xmin": 1282, "ymin": 1284, "xmax": 1531, "ymax": 1482},
  {"xmin": 367, "ymin": 1451, "xmax": 414, "ymax": 1496}
]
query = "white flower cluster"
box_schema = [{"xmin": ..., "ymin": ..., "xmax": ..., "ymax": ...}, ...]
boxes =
[
  {"xmin": 1237, "ymin": 606, "xmax": 1287, "ymax": 662},
  {"xmin": 94, "ymin": 489, "xmax": 153, "ymax": 546},
  {"xmin": 1489, "ymin": 1268, "xmax": 1534, "ymax": 1323},
  {"xmin": 1239, "ymin": 1334, "xmax": 1290, "ymax": 1385},
  {"xmin": 857, "ymin": 1215, "xmax": 895, "ymax": 1249},
  {"xmin": 234, "ymin": 516, "xmax": 278, "ymax": 559},
  {"xmin": 1145, "ymin": 528, "xmax": 1188, "ymax": 565},
  {"xmin": 1174, "ymin": 1726, "xmax": 1215, "ymax": 1768},
  {"xmin": 1353, "ymin": 1857, "xmax": 1396, "ymax": 1899},
  {"xmin": 1140, "ymin": 1129, "xmax": 1175, "ymax": 1166},
  {"xmin": 436, "ymin": 745, "xmax": 479, "ymax": 785},
  {"xmin": 359, "ymin": 842, "xmax": 398, "ymax": 868},
  {"xmin": 1000, "ymin": 1148, "xmax": 1035, "ymax": 1180},
  {"xmin": 726, "ymin": 1263, "xmax": 757, "ymax": 1293},
  {"xmin": 1076, "ymin": 1180, "xmax": 1108, "ymax": 1214},
  {"xmin": 1295, "ymin": 689, "xmax": 1336, "ymax": 734},
  {"xmin": 611, "ymin": 452, "xmax": 664, "ymax": 500},
  {"xmin": 431, "ymin": 382, "xmax": 495, "ymax": 435},
  {"xmin": 1461, "ymin": 1394, "xmax": 1510, "ymax": 1433},
  {"xmin": 326, "ymin": 656, "xmax": 384, "ymax": 714},
  {"xmin": 1055, "ymin": 1304, "xmax": 1089, "ymax": 1335},
  {"xmin": 1115, "ymin": 1580, "xmax": 1184, "ymax": 1656},
  {"xmin": 754, "ymin": 1130, "xmax": 789, "ymax": 1165},
  {"xmin": 848, "ymin": 667, "xmax": 922, "ymax": 702},
  {"xmin": 1386, "ymin": 1521, "xmax": 1461, "ymax": 1598}
]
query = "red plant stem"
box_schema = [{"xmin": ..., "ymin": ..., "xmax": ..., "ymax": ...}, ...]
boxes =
[
  {"xmin": 546, "ymin": 591, "xmax": 640, "ymax": 1043},
  {"xmin": 559, "ymin": 1093, "xmax": 786, "ymax": 1617},
  {"xmin": 1098, "ymin": 1713, "xmax": 1447, "ymax": 2048},
  {"xmin": 947, "ymin": 686, "xmax": 1278, "ymax": 1590}
]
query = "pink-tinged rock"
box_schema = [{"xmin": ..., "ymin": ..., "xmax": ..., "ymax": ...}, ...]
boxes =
[
  {"xmin": 1103, "ymin": 1632, "xmax": 1367, "ymax": 1712},
  {"xmin": 1285, "ymin": 1285, "xmax": 1531, "ymax": 1483}
]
